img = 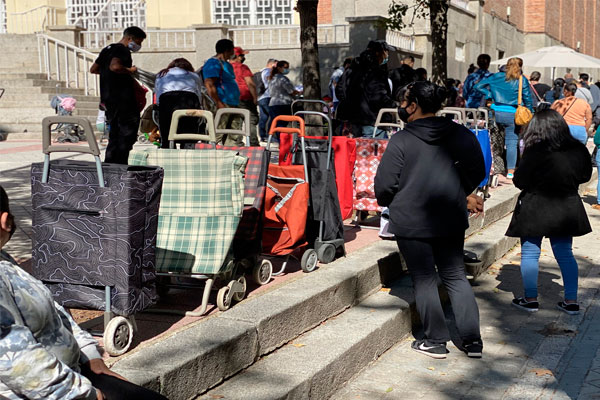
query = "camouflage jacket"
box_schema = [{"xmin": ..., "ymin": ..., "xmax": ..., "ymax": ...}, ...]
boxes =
[{"xmin": 0, "ymin": 251, "xmax": 100, "ymax": 399}]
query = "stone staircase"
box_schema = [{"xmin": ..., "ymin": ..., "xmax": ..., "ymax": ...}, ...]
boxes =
[{"xmin": 0, "ymin": 34, "xmax": 100, "ymax": 136}]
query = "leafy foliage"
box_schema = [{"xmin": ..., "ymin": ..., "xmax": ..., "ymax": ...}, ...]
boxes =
[{"xmin": 383, "ymin": 0, "xmax": 430, "ymax": 31}]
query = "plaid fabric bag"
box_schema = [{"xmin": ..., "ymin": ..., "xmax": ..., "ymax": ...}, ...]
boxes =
[
  {"xmin": 353, "ymin": 138, "xmax": 389, "ymax": 212},
  {"xmin": 129, "ymin": 149, "xmax": 247, "ymax": 274},
  {"xmin": 195, "ymin": 144, "xmax": 268, "ymax": 255}
]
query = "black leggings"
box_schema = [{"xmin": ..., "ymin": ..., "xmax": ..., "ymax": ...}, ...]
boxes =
[
  {"xmin": 81, "ymin": 364, "xmax": 168, "ymax": 400},
  {"xmin": 396, "ymin": 234, "xmax": 481, "ymax": 345}
]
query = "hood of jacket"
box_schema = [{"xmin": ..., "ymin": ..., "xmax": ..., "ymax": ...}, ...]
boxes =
[{"xmin": 403, "ymin": 116, "xmax": 458, "ymax": 143}]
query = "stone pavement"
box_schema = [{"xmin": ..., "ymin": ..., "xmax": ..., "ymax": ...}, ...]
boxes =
[{"xmin": 331, "ymin": 181, "xmax": 600, "ymax": 400}]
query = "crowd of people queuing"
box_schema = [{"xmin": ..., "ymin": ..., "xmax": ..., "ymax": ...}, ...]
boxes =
[{"xmin": 1, "ymin": 26, "xmax": 599, "ymax": 398}]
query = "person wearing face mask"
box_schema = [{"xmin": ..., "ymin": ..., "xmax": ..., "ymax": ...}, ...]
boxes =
[
  {"xmin": 375, "ymin": 81, "xmax": 486, "ymax": 360},
  {"xmin": 90, "ymin": 26, "xmax": 146, "ymax": 164},
  {"xmin": 267, "ymin": 60, "xmax": 301, "ymax": 139},
  {"xmin": 335, "ymin": 41, "xmax": 396, "ymax": 138},
  {"xmin": 230, "ymin": 47, "xmax": 260, "ymax": 146},
  {"xmin": 0, "ymin": 186, "xmax": 168, "ymax": 400}
]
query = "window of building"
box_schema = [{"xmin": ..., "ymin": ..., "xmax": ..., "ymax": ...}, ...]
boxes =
[
  {"xmin": 213, "ymin": 0, "xmax": 294, "ymax": 26},
  {"xmin": 455, "ymin": 41, "xmax": 465, "ymax": 61},
  {"xmin": 498, "ymin": 50, "xmax": 505, "ymax": 59},
  {"xmin": 66, "ymin": 0, "xmax": 146, "ymax": 31},
  {"xmin": 0, "ymin": 0, "xmax": 6, "ymax": 34}
]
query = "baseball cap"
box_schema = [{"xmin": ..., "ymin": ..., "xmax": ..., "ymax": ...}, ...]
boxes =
[{"xmin": 234, "ymin": 47, "xmax": 249, "ymax": 56}]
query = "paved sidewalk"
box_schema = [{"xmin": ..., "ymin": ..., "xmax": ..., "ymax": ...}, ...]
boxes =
[{"xmin": 332, "ymin": 181, "xmax": 600, "ymax": 400}]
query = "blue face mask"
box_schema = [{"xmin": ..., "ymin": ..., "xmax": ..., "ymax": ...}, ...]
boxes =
[
  {"xmin": 283, "ymin": 68, "xmax": 290, "ymax": 75},
  {"xmin": 128, "ymin": 41, "xmax": 141, "ymax": 52},
  {"xmin": 381, "ymin": 57, "xmax": 389, "ymax": 65}
]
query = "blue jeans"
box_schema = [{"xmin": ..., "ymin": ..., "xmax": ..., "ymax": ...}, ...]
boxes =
[
  {"xmin": 520, "ymin": 237, "xmax": 579, "ymax": 301},
  {"xmin": 596, "ymin": 148, "xmax": 600, "ymax": 204},
  {"xmin": 568, "ymin": 125, "xmax": 588, "ymax": 145},
  {"xmin": 495, "ymin": 111, "xmax": 519, "ymax": 170},
  {"xmin": 258, "ymin": 97, "xmax": 271, "ymax": 141},
  {"xmin": 353, "ymin": 125, "xmax": 388, "ymax": 139}
]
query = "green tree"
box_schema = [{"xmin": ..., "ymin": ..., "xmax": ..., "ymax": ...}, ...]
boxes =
[
  {"xmin": 296, "ymin": 0, "xmax": 322, "ymax": 102},
  {"xmin": 384, "ymin": 0, "xmax": 449, "ymax": 86}
]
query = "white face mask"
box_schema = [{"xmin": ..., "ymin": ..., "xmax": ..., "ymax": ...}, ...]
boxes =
[{"xmin": 128, "ymin": 41, "xmax": 141, "ymax": 52}]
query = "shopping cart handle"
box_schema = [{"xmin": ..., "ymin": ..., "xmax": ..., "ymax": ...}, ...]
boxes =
[
  {"xmin": 269, "ymin": 115, "xmax": 305, "ymax": 136},
  {"xmin": 42, "ymin": 116, "xmax": 100, "ymax": 156},
  {"xmin": 168, "ymin": 109, "xmax": 216, "ymax": 144}
]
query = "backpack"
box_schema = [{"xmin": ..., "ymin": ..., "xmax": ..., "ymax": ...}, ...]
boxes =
[
  {"xmin": 335, "ymin": 67, "xmax": 355, "ymax": 120},
  {"xmin": 253, "ymin": 70, "xmax": 266, "ymax": 97}
]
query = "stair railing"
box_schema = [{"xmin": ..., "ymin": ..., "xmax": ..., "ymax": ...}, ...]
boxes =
[{"xmin": 38, "ymin": 34, "xmax": 99, "ymax": 97}]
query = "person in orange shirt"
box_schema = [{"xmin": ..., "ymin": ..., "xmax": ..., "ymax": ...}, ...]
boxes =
[{"xmin": 551, "ymin": 82, "xmax": 593, "ymax": 144}]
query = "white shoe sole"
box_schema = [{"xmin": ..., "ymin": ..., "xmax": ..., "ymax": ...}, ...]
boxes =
[
  {"xmin": 412, "ymin": 347, "xmax": 447, "ymax": 359},
  {"xmin": 511, "ymin": 302, "xmax": 538, "ymax": 313},
  {"xmin": 556, "ymin": 304, "xmax": 579, "ymax": 315}
]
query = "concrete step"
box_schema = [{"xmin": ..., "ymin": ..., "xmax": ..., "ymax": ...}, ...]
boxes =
[
  {"xmin": 0, "ymin": 93, "xmax": 100, "ymax": 103},
  {"xmin": 0, "ymin": 85, "xmax": 90, "ymax": 96},
  {"xmin": 0, "ymin": 79, "xmax": 71, "ymax": 88},
  {"xmin": 196, "ymin": 214, "xmax": 518, "ymax": 400},
  {"xmin": 0, "ymin": 100, "xmax": 100, "ymax": 109},
  {"xmin": 111, "ymin": 186, "xmax": 521, "ymax": 400},
  {"xmin": 0, "ymin": 72, "xmax": 48, "ymax": 80},
  {"xmin": 0, "ymin": 122, "xmax": 49, "ymax": 133}
]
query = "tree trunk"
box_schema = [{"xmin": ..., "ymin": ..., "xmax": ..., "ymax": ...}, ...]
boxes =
[
  {"xmin": 429, "ymin": 0, "xmax": 449, "ymax": 86},
  {"xmin": 297, "ymin": 0, "xmax": 321, "ymax": 104}
]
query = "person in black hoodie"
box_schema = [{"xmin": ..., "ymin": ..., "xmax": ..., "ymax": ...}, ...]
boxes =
[
  {"xmin": 506, "ymin": 109, "xmax": 592, "ymax": 315},
  {"xmin": 335, "ymin": 41, "xmax": 396, "ymax": 138},
  {"xmin": 375, "ymin": 81, "xmax": 486, "ymax": 359}
]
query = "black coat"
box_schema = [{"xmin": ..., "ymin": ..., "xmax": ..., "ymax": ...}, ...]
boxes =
[
  {"xmin": 336, "ymin": 51, "xmax": 395, "ymax": 126},
  {"xmin": 375, "ymin": 117, "xmax": 485, "ymax": 238},
  {"xmin": 506, "ymin": 142, "xmax": 592, "ymax": 238}
]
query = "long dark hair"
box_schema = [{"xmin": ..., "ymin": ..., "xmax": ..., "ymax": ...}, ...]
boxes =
[
  {"xmin": 399, "ymin": 81, "xmax": 447, "ymax": 114},
  {"xmin": 157, "ymin": 58, "xmax": 195, "ymax": 77},
  {"xmin": 268, "ymin": 60, "xmax": 289, "ymax": 81},
  {"xmin": 550, "ymin": 78, "xmax": 565, "ymax": 100},
  {"xmin": 521, "ymin": 109, "xmax": 580, "ymax": 152}
]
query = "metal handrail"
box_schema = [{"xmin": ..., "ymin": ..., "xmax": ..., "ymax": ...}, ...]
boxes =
[{"xmin": 37, "ymin": 34, "xmax": 99, "ymax": 96}]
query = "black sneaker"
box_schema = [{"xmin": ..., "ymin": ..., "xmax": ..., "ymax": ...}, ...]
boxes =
[
  {"xmin": 557, "ymin": 301, "xmax": 580, "ymax": 315},
  {"xmin": 411, "ymin": 340, "xmax": 449, "ymax": 359},
  {"xmin": 462, "ymin": 340, "xmax": 483, "ymax": 358},
  {"xmin": 512, "ymin": 297, "xmax": 539, "ymax": 312}
]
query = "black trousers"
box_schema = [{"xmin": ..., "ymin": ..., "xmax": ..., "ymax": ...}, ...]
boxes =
[
  {"xmin": 396, "ymin": 234, "xmax": 481, "ymax": 345},
  {"xmin": 105, "ymin": 108, "xmax": 140, "ymax": 164},
  {"xmin": 81, "ymin": 364, "xmax": 168, "ymax": 400}
]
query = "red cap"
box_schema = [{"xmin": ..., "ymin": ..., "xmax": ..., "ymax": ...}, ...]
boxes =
[{"xmin": 234, "ymin": 47, "xmax": 249, "ymax": 56}]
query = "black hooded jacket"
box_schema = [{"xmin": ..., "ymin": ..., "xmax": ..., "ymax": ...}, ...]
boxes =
[
  {"xmin": 375, "ymin": 117, "xmax": 485, "ymax": 238},
  {"xmin": 335, "ymin": 50, "xmax": 395, "ymax": 125}
]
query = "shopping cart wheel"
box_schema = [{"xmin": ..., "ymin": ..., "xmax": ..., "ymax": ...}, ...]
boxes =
[
  {"xmin": 104, "ymin": 316, "xmax": 134, "ymax": 356},
  {"xmin": 217, "ymin": 285, "xmax": 232, "ymax": 311},
  {"xmin": 232, "ymin": 275, "xmax": 247, "ymax": 302},
  {"xmin": 253, "ymin": 259, "xmax": 273, "ymax": 285},
  {"xmin": 300, "ymin": 249, "xmax": 318, "ymax": 273},
  {"xmin": 317, "ymin": 243, "xmax": 336, "ymax": 264}
]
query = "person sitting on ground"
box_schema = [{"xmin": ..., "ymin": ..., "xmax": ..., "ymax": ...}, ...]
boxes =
[
  {"xmin": 230, "ymin": 47, "xmax": 260, "ymax": 146},
  {"xmin": 375, "ymin": 81, "xmax": 486, "ymax": 360},
  {"xmin": 551, "ymin": 82, "xmax": 593, "ymax": 144},
  {"xmin": 155, "ymin": 57, "xmax": 202, "ymax": 148},
  {"xmin": 463, "ymin": 54, "xmax": 492, "ymax": 108},
  {"xmin": 475, "ymin": 57, "xmax": 533, "ymax": 180},
  {"xmin": 203, "ymin": 38, "xmax": 243, "ymax": 146},
  {"xmin": 505, "ymin": 110, "xmax": 592, "ymax": 314},
  {"xmin": 268, "ymin": 60, "xmax": 301, "ymax": 135},
  {"xmin": 0, "ymin": 186, "xmax": 167, "ymax": 400},
  {"xmin": 545, "ymin": 78, "xmax": 565, "ymax": 103},
  {"xmin": 335, "ymin": 40, "xmax": 396, "ymax": 138}
]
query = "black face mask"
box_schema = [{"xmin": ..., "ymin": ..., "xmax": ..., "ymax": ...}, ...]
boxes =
[{"xmin": 397, "ymin": 105, "xmax": 415, "ymax": 124}]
